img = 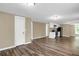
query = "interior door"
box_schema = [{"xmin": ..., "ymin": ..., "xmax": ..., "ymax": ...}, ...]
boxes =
[{"xmin": 15, "ymin": 16, "xmax": 25, "ymax": 46}]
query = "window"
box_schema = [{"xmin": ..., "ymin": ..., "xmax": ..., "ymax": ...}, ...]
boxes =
[{"xmin": 75, "ymin": 24, "xmax": 79, "ymax": 34}]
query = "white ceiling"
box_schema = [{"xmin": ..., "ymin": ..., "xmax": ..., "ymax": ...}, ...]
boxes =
[{"xmin": 0, "ymin": 3, "xmax": 79, "ymax": 24}]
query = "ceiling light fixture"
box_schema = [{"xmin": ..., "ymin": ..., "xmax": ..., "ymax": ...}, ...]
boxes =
[
  {"xmin": 22, "ymin": 3, "xmax": 35, "ymax": 7},
  {"xmin": 27, "ymin": 3, "xmax": 35, "ymax": 7},
  {"xmin": 49, "ymin": 15, "xmax": 62, "ymax": 20}
]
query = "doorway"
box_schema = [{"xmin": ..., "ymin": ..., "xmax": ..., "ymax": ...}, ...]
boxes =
[{"xmin": 15, "ymin": 16, "xmax": 25, "ymax": 46}]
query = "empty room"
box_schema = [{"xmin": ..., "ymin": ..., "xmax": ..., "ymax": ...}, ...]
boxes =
[{"xmin": 0, "ymin": 3, "xmax": 79, "ymax": 56}]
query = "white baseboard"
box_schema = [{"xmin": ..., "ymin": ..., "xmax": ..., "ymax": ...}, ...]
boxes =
[
  {"xmin": 24, "ymin": 42, "xmax": 31, "ymax": 44},
  {"xmin": 33, "ymin": 36, "xmax": 46, "ymax": 39},
  {"xmin": 0, "ymin": 46, "xmax": 16, "ymax": 51},
  {"xmin": 0, "ymin": 42, "xmax": 31, "ymax": 51},
  {"xmin": 63, "ymin": 35, "xmax": 70, "ymax": 37}
]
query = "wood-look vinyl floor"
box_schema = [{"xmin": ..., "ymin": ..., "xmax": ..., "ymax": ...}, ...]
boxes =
[{"xmin": 0, "ymin": 36, "xmax": 79, "ymax": 56}]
